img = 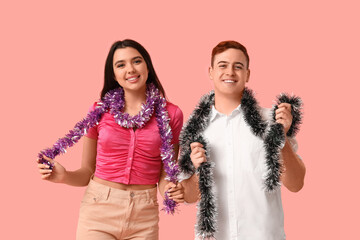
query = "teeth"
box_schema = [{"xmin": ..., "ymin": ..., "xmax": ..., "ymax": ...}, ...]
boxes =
[
  {"xmin": 127, "ymin": 77, "xmax": 138, "ymax": 81},
  {"xmin": 224, "ymin": 80, "xmax": 235, "ymax": 83}
]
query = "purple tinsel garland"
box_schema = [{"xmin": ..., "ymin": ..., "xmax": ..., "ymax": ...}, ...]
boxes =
[{"xmin": 38, "ymin": 84, "xmax": 179, "ymax": 214}]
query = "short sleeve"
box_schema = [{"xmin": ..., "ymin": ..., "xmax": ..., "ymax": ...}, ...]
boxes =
[
  {"xmin": 85, "ymin": 102, "xmax": 99, "ymax": 140},
  {"xmin": 288, "ymin": 137, "xmax": 298, "ymax": 153},
  {"xmin": 168, "ymin": 103, "xmax": 184, "ymax": 145}
]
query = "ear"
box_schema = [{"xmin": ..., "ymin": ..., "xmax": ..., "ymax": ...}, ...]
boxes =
[
  {"xmin": 246, "ymin": 69, "xmax": 251, "ymax": 83},
  {"xmin": 209, "ymin": 66, "xmax": 213, "ymax": 80}
]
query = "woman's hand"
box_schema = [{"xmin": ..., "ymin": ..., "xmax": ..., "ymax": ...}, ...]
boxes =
[
  {"xmin": 164, "ymin": 182, "xmax": 184, "ymax": 203},
  {"xmin": 37, "ymin": 156, "xmax": 66, "ymax": 183},
  {"xmin": 190, "ymin": 142, "xmax": 207, "ymax": 169}
]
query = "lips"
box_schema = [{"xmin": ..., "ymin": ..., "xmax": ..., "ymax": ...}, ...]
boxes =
[
  {"xmin": 222, "ymin": 79, "xmax": 237, "ymax": 83},
  {"xmin": 126, "ymin": 75, "xmax": 140, "ymax": 82}
]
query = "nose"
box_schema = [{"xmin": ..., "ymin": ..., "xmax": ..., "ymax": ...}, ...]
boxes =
[
  {"xmin": 127, "ymin": 64, "xmax": 136, "ymax": 74},
  {"xmin": 225, "ymin": 67, "xmax": 235, "ymax": 76}
]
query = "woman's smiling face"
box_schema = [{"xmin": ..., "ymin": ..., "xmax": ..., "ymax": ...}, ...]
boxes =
[{"xmin": 113, "ymin": 47, "xmax": 149, "ymax": 93}]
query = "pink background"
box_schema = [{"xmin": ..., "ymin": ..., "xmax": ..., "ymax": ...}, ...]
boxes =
[{"xmin": 1, "ymin": 0, "xmax": 359, "ymax": 239}]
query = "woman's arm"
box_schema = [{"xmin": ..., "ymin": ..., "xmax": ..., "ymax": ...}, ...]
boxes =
[
  {"xmin": 37, "ymin": 136, "xmax": 97, "ymax": 186},
  {"xmin": 158, "ymin": 144, "xmax": 184, "ymax": 203},
  {"xmin": 158, "ymin": 144, "xmax": 179, "ymax": 197}
]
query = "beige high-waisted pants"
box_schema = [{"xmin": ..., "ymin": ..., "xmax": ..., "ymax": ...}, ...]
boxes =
[{"xmin": 76, "ymin": 179, "xmax": 159, "ymax": 240}]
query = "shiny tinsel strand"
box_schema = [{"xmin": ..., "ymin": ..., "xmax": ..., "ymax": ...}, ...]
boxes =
[{"xmin": 38, "ymin": 84, "xmax": 179, "ymax": 214}]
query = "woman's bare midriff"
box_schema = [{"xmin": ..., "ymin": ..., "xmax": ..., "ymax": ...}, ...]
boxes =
[{"xmin": 93, "ymin": 175, "xmax": 157, "ymax": 190}]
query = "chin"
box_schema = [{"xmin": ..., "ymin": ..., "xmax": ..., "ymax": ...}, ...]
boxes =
[
  {"xmin": 216, "ymin": 86, "xmax": 244, "ymax": 96},
  {"xmin": 125, "ymin": 82, "xmax": 146, "ymax": 91}
]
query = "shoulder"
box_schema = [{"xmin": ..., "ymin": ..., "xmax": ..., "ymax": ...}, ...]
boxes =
[
  {"xmin": 166, "ymin": 102, "xmax": 183, "ymax": 119},
  {"xmin": 88, "ymin": 102, "xmax": 98, "ymax": 112}
]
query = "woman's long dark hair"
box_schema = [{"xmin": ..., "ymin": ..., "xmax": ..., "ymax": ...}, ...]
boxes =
[{"xmin": 101, "ymin": 39, "xmax": 165, "ymax": 98}]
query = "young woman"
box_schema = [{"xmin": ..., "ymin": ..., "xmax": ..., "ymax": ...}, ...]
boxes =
[{"xmin": 37, "ymin": 39, "xmax": 184, "ymax": 240}]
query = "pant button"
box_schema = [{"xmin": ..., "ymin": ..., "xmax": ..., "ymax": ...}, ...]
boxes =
[{"xmin": 130, "ymin": 192, "xmax": 135, "ymax": 198}]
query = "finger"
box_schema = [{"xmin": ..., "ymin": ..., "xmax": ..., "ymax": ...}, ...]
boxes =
[
  {"xmin": 191, "ymin": 150, "xmax": 204, "ymax": 159},
  {"xmin": 40, "ymin": 155, "xmax": 54, "ymax": 162},
  {"xmin": 167, "ymin": 184, "xmax": 183, "ymax": 193},
  {"xmin": 276, "ymin": 111, "xmax": 291, "ymax": 120},
  {"xmin": 41, "ymin": 173, "xmax": 51, "ymax": 179},
  {"xmin": 165, "ymin": 182, "xmax": 176, "ymax": 192},
  {"xmin": 190, "ymin": 148, "xmax": 199, "ymax": 156},
  {"xmin": 194, "ymin": 151, "xmax": 206, "ymax": 159},
  {"xmin": 275, "ymin": 112, "xmax": 284, "ymax": 120},
  {"xmin": 167, "ymin": 187, "xmax": 178, "ymax": 193},
  {"xmin": 38, "ymin": 163, "xmax": 50, "ymax": 169},
  {"xmin": 167, "ymin": 187, "xmax": 183, "ymax": 194},
  {"xmin": 193, "ymin": 158, "xmax": 206, "ymax": 169},
  {"xmin": 197, "ymin": 159, "xmax": 207, "ymax": 167},
  {"xmin": 278, "ymin": 107, "xmax": 292, "ymax": 116},
  {"xmin": 172, "ymin": 198, "xmax": 185, "ymax": 203},
  {"xmin": 190, "ymin": 142, "xmax": 204, "ymax": 151},
  {"xmin": 196, "ymin": 147, "xmax": 206, "ymax": 154},
  {"xmin": 170, "ymin": 192, "xmax": 184, "ymax": 198},
  {"xmin": 38, "ymin": 157, "xmax": 55, "ymax": 168},
  {"xmin": 197, "ymin": 156, "xmax": 207, "ymax": 164},
  {"xmin": 275, "ymin": 107, "xmax": 284, "ymax": 115},
  {"xmin": 276, "ymin": 111, "xmax": 293, "ymax": 123},
  {"xmin": 39, "ymin": 169, "xmax": 52, "ymax": 174},
  {"xmin": 191, "ymin": 147, "xmax": 205, "ymax": 156},
  {"xmin": 275, "ymin": 106, "xmax": 290, "ymax": 115},
  {"xmin": 169, "ymin": 193, "xmax": 184, "ymax": 200},
  {"xmin": 278, "ymin": 103, "xmax": 291, "ymax": 110}
]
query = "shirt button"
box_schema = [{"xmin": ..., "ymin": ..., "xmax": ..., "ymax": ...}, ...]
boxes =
[
  {"xmin": 129, "ymin": 157, "xmax": 132, "ymax": 160},
  {"xmin": 130, "ymin": 192, "xmax": 135, "ymax": 198}
]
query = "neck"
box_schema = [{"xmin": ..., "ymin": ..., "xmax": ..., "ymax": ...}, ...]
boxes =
[
  {"xmin": 123, "ymin": 87, "xmax": 147, "ymax": 116},
  {"xmin": 214, "ymin": 90, "xmax": 243, "ymax": 115}
]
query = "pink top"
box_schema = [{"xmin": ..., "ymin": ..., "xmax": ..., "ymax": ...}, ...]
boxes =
[{"xmin": 86, "ymin": 102, "xmax": 183, "ymax": 185}]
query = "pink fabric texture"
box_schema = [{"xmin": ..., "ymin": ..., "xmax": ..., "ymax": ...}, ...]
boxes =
[{"xmin": 86, "ymin": 102, "xmax": 183, "ymax": 185}]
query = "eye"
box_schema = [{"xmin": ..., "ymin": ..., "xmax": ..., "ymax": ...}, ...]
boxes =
[
  {"xmin": 116, "ymin": 63, "xmax": 125, "ymax": 68},
  {"xmin": 235, "ymin": 65, "xmax": 243, "ymax": 70},
  {"xmin": 219, "ymin": 64, "xmax": 226, "ymax": 68},
  {"xmin": 134, "ymin": 59, "xmax": 142, "ymax": 64}
]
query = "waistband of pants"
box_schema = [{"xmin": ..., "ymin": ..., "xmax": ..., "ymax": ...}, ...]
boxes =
[{"xmin": 87, "ymin": 177, "xmax": 158, "ymax": 201}]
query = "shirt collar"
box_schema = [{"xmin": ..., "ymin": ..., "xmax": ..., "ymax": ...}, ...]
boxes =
[{"xmin": 209, "ymin": 104, "xmax": 242, "ymax": 122}]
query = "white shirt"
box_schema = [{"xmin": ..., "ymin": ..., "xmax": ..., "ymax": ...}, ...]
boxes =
[{"xmin": 203, "ymin": 104, "xmax": 298, "ymax": 240}]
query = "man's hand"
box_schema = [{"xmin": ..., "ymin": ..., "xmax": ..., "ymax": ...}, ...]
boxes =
[
  {"xmin": 275, "ymin": 103, "xmax": 293, "ymax": 135},
  {"xmin": 190, "ymin": 142, "xmax": 207, "ymax": 169}
]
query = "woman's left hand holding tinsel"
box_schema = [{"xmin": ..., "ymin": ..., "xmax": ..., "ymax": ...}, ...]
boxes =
[
  {"xmin": 275, "ymin": 103, "xmax": 293, "ymax": 135},
  {"xmin": 164, "ymin": 182, "xmax": 185, "ymax": 203},
  {"xmin": 37, "ymin": 156, "xmax": 67, "ymax": 183}
]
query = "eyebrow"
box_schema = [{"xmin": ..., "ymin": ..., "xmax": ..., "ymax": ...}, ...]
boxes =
[
  {"xmin": 217, "ymin": 61, "xmax": 245, "ymax": 67},
  {"xmin": 114, "ymin": 56, "xmax": 143, "ymax": 66}
]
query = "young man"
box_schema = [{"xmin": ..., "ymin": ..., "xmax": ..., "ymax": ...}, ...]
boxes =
[{"xmin": 179, "ymin": 41, "xmax": 306, "ymax": 240}]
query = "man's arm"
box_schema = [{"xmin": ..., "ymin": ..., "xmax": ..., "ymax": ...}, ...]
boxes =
[
  {"xmin": 180, "ymin": 142, "xmax": 206, "ymax": 203},
  {"xmin": 280, "ymin": 139, "xmax": 306, "ymax": 192},
  {"xmin": 181, "ymin": 172, "xmax": 200, "ymax": 203},
  {"xmin": 275, "ymin": 102, "xmax": 306, "ymax": 192}
]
